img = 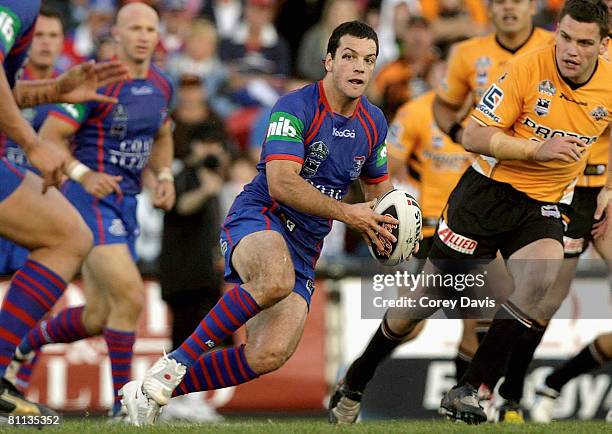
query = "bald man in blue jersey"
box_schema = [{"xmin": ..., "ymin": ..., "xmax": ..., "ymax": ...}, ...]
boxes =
[{"xmin": 121, "ymin": 21, "xmax": 417, "ymax": 426}]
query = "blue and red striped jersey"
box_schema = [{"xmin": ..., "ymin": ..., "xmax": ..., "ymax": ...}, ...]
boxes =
[
  {"xmin": 0, "ymin": 0, "xmax": 39, "ymax": 88},
  {"xmin": 49, "ymin": 65, "xmax": 173, "ymax": 195},
  {"xmin": 238, "ymin": 80, "xmax": 389, "ymax": 243}
]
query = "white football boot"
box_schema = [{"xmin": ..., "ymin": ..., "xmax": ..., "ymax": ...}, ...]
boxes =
[{"xmin": 530, "ymin": 385, "xmax": 559, "ymax": 423}]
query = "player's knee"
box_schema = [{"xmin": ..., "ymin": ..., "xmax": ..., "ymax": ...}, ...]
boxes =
[
  {"xmin": 82, "ymin": 304, "xmax": 109, "ymax": 335},
  {"xmin": 250, "ymin": 344, "xmax": 293, "ymax": 374},
  {"xmin": 257, "ymin": 267, "xmax": 295, "ymax": 305},
  {"xmin": 58, "ymin": 216, "xmax": 93, "ymax": 260},
  {"xmin": 111, "ymin": 282, "xmax": 145, "ymax": 318}
]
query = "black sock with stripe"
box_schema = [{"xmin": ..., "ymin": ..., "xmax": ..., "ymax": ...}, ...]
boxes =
[
  {"xmin": 345, "ymin": 315, "xmax": 412, "ymax": 393},
  {"xmin": 460, "ymin": 302, "xmax": 535, "ymax": 390}
]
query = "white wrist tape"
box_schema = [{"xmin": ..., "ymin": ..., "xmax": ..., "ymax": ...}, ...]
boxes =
[
  {"xmin": 157, "ymin": 167, "xmax": 174, "ymax": 182},
  {"xmin": 67, "ymin": 160, "xmax": 91, "ymax": 183}
]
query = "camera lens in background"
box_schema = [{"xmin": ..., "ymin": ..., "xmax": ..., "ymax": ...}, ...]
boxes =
[{"xmin": 201, "ymin": 154, "xmax": 221, "ymax": 170}]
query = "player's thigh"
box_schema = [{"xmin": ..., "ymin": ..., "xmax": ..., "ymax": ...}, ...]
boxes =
[
  {"xmin": 593, "ymin": 236, "xmax": 612, "ymax": 267},
  {"xmin": 231, "ymin": 230, "xmax": 295, "ymax": 290},
  {"xmin": 82, "ymin": 243, "xmax": 144, "ymax": 301},
  {"xmin": 507, "ymin": 238, "xmax": 564, "ymax": 318},
  {"xmin": 244, "ymin": 292, "xmax": 308, "ymax": 372},
  {"xmin": 0, "ymin": 171, "xmax": 90, "ymax": 250}
]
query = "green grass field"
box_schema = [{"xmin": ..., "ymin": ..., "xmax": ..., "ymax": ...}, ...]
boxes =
[{"xmin": 0, "ymin": 419, "xmax": 610, "ymax": 433}]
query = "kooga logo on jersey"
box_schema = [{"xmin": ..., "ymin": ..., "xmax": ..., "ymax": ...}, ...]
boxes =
[{"xmin": 333, "ymin": 128, "xmax": 355, "ymax": 138}]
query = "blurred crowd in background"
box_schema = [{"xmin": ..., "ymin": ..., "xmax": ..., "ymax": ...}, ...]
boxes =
[{"xmin": 40, "ymin": 0, "xmax": 569, "ymax": 272}]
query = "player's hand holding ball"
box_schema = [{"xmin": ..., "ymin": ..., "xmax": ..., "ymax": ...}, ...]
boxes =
[
  {"xmin": 366, "ymin": 189, "xmax": 422, "ymax": 266},
  {"xmin": 342, "ymin": 199, "xmax": 399, "ymax": 256}
]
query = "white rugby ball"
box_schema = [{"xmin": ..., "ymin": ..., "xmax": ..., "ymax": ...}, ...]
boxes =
[{"xmin": 368, "ymin": 189, "xmax": 422, "ymax": 266}]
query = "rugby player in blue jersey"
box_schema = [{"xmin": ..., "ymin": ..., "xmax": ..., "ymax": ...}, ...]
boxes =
[
  {"xmin": 0, "ymin": 0, "xmax": 127, "ymax": 418},
  {"xmin": 6, "ymin": 3, "xmax": 175, "ymax": 419},
  {"xmin": 121, "ymin": 20, "xmax": 415, "ymax": 426},
  {"xmin": 0, "ymin": 7, "xmax": 66, "ymax": 277}
]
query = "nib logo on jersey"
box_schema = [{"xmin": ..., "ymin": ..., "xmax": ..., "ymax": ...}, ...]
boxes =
[{"xmin": 266, "ymin": 111, "xmax": 304, "ymax": 143}]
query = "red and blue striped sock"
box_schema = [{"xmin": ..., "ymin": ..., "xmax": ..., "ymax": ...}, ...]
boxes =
[
  {"xmin": 15, "ymin": 350, "xmax": 40, "ymax": 392},
  {"xmin": 172, "ymin": 344, "xmax": 258, "ymax": 396},
  {"xmin": 18, "ymin": 306, "xmax": 90, "ymax": 355},
  {"xmin": 169, "ymin": 285, "xmax": 261, "ymax": 369},
  {"xmin": 0, "ymin": 259, "xmax": 65, "ymax": 376},
  {"xmin": 104, "ymin": 328, "xmax": 135, "ymax": 414}
]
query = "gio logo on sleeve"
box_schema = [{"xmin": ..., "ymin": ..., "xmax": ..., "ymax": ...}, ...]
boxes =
[
  {"xmin": 266, "ymin": 111, "xmax": 304, "ymax": 143},
  {"xmin": 0, "ymin": 7, "xmax": 21, "ymax": 52}
]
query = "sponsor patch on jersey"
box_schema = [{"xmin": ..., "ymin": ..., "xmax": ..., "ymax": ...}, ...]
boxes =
[
  {"xmin": 481, "ymin": 84, "xmax": 503, "ymax": 111},
  {"xmin": 376, "ymin": 144, "xmax": 387, "ymax": 167},
  {"xmin": 535, "ymin": 98, "xmax": 551, "ymax": 117},
  {"xmin": 0, "ymin": 7, "xmax": 21, "ymax": 52},
  {"xmin": 437, "ymin": 219, "xmax": 478, "ymax": 255},
  {"xmin": 541, "ymin": 204, "xmax": 560, "ymax": 219},
  {"xmin": 131, "ymin": 85, "xmax": 153, "ymax": 96},
  {"xmin": 60, "ymin": 103, "xmax": 86, "ymax": 123},
  {"xmin": 591, "ymin": 106, "xmax": 608, "ymax": 121},
  {"xmin": 563, "ymin": 236, "xmax": 584, "ymax": 255},
  {"xmin": 220, "ymin": 239, "xmax": 228, "ymax": 256},
  {"xmin": 108, "ymin": 218, "xmax": 128, "ymax": 236},
  {"xmin": 332, "ymin": 127, "xmax": 355, "ymax": 138},
  {"xmin": 266, "ymin": 111, "xmax": 304, "ymax": 143},
  {"xmin": 538, "ymin": 80, "xmax": 556, "ymax": 97},
  {"xmin": 306, "ymin": 279, "xmax": 315, "ymax": 295}
]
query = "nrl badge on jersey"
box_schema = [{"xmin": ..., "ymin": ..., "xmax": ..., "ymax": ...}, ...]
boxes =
[
  {"xmin": 349, "ymin": 155, "xmax": 366, "ymax": 180},
  {"xmin": 110, "ymin": 104, "xmax": 128, "ymax": 139},
  {"xmin": 301, "ymin": 141, "xmax": 329, "ymax": 178},
  {"xmin": 538, "ymin": 80, "xmax": 556, "ymax": 97},
  {"xmin": 535, "ymin": 98, "xmax": 551, "ymax": 117},
  {"xmin": 591, "ymin": 106, "xmax": 608, "ymax": 122}
]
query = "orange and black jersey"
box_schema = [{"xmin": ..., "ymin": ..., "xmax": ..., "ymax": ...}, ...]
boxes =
[
  {"xmin": 388, "ymin": 91, "xmax": 472, "ymax": 237},
  {"xmin": 437, "ymin": 27, "xmax": 554, "ymax": 107},
  {"xmin": 470, "ymin": 44, "xmax": 612, "ymax": 203}
]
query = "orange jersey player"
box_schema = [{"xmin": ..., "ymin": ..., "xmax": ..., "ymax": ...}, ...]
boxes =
[
  {"xmin": 388, "ymin": 91, "xmax": 472, "ymax": 246},
  {"xmin": 469, "ymin": 43, "xmax": 611, "ymax": 203},
  {"xmin": 434, "ymin": 0, "xmax": 554, "ymax": 145}
]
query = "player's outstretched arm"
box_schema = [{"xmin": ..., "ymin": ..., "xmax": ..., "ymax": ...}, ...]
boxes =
[
  {"xmin": 267, "ymin": 160, "xmax": 397, "ymax": 253},
  {"xmin": 39, "ymin": 115, "xmax": 122, "ymax": 198},
  {"xmin": 13, "ymin": 60, "xmax": 129, "ymax": 108},
  {"xmin": 463, "ymin": 118, "xmax": 585, "ymax": 162},
  {"xmin": 148, "ymin": 121, "xmax": 176, "ymax": 211}
]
